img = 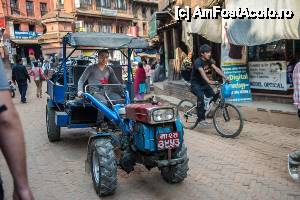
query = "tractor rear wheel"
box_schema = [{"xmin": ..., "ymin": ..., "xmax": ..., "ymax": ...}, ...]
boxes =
[
  {"xmin": 90, "ymin": 139, "xmax": 117, "ymax": 196},
  {"xmin": 160, "ymin": 144, "xmax": 189, "ymax": 183},
  {"xmin": 46, "ymin": 104, "xmax": 61, "ymax": 142}
]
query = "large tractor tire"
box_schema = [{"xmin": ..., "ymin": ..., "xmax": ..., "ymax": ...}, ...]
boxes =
[
  {"xmin": 90, "ymin": 139, "xmax": 117, "ymax": 196},
  {"xmin": 46, "ymin": 104, "xmax": 61, "ymax": 142},
  {"xmin": 160, "ymin": 144, "xmax": 189, "ymax": 183}
]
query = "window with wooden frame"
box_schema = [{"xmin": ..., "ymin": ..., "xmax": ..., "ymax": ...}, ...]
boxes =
[
  {"xmin": 26, "ymin": 1, "xmax": 34, "ymax": 17},
  {"xmin": 40, "ymin": 3, "xmax": 48, "ymax": 16}
]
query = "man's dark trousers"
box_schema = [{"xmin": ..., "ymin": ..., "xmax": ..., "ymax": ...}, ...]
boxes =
[
  {"xmin": 191, "ymin": 84, "xmax": 215, "ymax": 121},
  {"xmin": 17, "ymin": 81, "xmax": 28, "ymax": 103}
]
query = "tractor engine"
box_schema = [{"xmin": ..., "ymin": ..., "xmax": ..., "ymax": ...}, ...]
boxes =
[{"xmin": 125, "ymin": 103, "xmax": 184, "ymax": 153}]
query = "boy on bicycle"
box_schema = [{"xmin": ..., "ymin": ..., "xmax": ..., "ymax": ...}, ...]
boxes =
[{"xmin": 190, "ymin": 44, "xmax": 229, "ymax": 126}]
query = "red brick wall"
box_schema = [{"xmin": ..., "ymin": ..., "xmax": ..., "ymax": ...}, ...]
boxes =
[{"xmin": 8, "ymin": 0, "xmax": 51, "ymax": 20}]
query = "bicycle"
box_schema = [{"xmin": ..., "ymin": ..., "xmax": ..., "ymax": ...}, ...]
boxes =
[{"xmin": 177, "ymin": 81, "xmax": 243, "ymax": 138}]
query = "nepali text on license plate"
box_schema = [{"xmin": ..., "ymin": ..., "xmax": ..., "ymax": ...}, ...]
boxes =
[{"xmin": 157, "ymin": 132, "xmax": 180, "ymax": 150}]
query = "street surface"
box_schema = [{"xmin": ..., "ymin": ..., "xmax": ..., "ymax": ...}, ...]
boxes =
[{"xmin": 1, "ymin": 83, "xmax": 300, "ymax": 200}]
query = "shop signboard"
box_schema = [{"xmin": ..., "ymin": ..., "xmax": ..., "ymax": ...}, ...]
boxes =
[
  {"xmin": 248, "ymin": 61, "xmax": 288, "ymax": 91},
  {"xmin": 14, "ymin": 31, "xmax": 41, "ymax": 39},
  {"xmin": 221, "ymin": 19, "xmax": 251, "ymax": 102},
  {"xmin": 222, "ymin": 65, "xmax": 252, "ymax": 102},
  {"xmin": 101, "ymin": 8, "xmax": 117, "ymax": 17},
  {"xmin": 149, "ymin": 13, "xmax": 157, "ymax": 38}
]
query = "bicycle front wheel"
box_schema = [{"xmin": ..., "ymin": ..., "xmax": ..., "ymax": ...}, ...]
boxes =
[
  {"xmin": 213, "ymin": 103, "xmax": 243, "ymax": 138},
  {"xmin": 177, "ymin": 99, "xmax": 198, "ymax": 129}
]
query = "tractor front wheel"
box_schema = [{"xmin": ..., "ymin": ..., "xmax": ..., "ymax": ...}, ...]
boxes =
[
  {"xmin": 160, "ymin": 144, "xmax": 189, "ymax": 183},
  {"xmin": 46, "ymin": 104, "xmax": 61, "ymax": 142},
  {"xmin": 90, "ymin": 139, "xmax": 117, "ymax": 196}
]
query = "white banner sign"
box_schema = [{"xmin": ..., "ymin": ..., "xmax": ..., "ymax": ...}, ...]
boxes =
[
  {"xmin": 249, "ymin": 61, "xmax": 287, "ymax": 91},
  {"xmin": 101, "ymin": 8, "xmax": 117, "ymax": 17}
]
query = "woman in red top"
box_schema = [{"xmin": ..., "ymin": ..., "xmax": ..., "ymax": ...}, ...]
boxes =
[{"xmin": 134, "ymin": 62, "xmax": 146, "ymax": 100}]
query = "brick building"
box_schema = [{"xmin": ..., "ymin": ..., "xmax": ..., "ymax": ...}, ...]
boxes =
[
  {"xmin": 40, "ymin": 0, "xmax": 158, "ymax": 57},
  {"xmin": 0, "ymin": 0, "xmax": 53, "ymax": 65},
  {"xmin": 132, "ymin": 0, "xmax": 158, "ymax": 37}
]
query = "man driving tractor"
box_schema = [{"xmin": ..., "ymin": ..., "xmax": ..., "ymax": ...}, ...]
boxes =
[
  {"xmin": 190, "ymin": 44, "xmax": 229, "ymax": 126},
  {"xmin": 77, "ymin": 50, "xmax": 122, "ymax": 129}
]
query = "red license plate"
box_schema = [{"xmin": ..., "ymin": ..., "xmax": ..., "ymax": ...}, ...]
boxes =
[{"xmin": 157, "ymin": 132, "xmax": 180, "ymax": 150}]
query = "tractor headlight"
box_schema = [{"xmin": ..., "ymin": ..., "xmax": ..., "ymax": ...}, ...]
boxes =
[{"xmin": 152, "ymin": 108, "xmax": 174, "ymax": 122}]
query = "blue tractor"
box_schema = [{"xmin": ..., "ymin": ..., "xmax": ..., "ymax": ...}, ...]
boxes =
[{"xmin": 46, "ymin": 32, "xmax": 189, "ymax": 196}]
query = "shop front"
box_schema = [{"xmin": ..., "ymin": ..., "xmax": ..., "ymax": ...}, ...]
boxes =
[
  {"xmin": 9, "ymin": 31, "xmax": 42, "ymax": 66},
  {"xmin": 11, "ymin": 39, "xmax": 42, "ymax": 65},
  {"xmin": 248, "ymin": 40, "xmax": 300, "ymax": 99}
]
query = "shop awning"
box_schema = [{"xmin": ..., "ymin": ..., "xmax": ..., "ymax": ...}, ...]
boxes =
[
  {"xmin": 183, "ymin": 18, "xmax": 222, "ymax": 44},
  {"xmin": 183, "ymin": 0, "xmax": 300, "ymax": 46},
  {"xmin": 11, "ymin": 39, "xmax": 39, "ymax": 44},
  {"xmin": 225, "ymin": 0, "xmax": 300, "ymax": 46}
]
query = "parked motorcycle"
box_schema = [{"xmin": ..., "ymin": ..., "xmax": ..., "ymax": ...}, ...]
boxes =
[{"xmin": 8, "ymin": 80, "xmax": 16, "ymax": 98}]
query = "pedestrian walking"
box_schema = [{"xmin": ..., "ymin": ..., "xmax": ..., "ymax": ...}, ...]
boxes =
[
  {"xmin": 28, "ymin": 49, "xmax": 36, "ymax": 68},
  {"xmin": 0, "ymin": 58, "xmax": 34, "ymax": 199},
  {"xmin": 143, "ymin": 60, "xmax": 151, "ymax": 93},
  {"xmin": 293, "ymin": 61, "xmax": 300, "ymax": 115},
  {"xmin": 134, "ymin": 62, "xmax": 146, "ymax": 100},
  {"xmin": 29, "ymin": 61, "xmax": 46, "ymax": 98},
  {"xmin": 12, "ymin": 58, "xmax": 31, "ymax": 103},
  {"xmin": 42, "ymin": 58, "xmax": 50, "ymax": 78}
]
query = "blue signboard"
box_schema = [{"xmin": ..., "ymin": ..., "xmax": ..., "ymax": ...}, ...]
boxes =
[
  {"xmin": 14, "ymin": 31, "xmax": 41, "ymax": 39},
  {"xmin": 222, "ymin": 65, "xmax": 252, "ymax": 102}
]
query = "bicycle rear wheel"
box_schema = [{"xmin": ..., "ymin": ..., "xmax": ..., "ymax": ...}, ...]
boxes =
[
  {"xmin": 177, "ymin": 99, "xmax": 198, "ymax": 129},
  {"xmin": 213, "ymin": 103, "xmax": 243, "ymax": 138}
]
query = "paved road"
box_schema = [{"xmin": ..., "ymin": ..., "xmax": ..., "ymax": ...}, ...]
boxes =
[{"xmin": 1, "ymin": 84, "xmax": 300, "ymax": 200}]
